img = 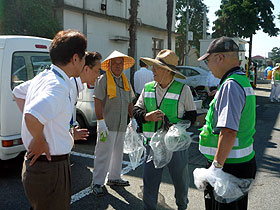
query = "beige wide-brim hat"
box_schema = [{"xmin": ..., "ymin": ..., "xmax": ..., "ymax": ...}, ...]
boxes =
[
  {"xmin": 140, "ymin": 49, "xmax": 186, "ymax": 79},
  {"xmin": 101, "ymin": 50, "xmax": 135, "ymax": 71}
]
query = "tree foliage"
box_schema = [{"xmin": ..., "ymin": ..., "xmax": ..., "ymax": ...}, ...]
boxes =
[
  {"xmin": 212, "ymin": 0, "xmax": 279, "ymax": 68},
  {"xmin": 270, "ymin": 47, "xmax": 280, "ymax": 63},
  {"xmin": 2, "ymin": 0, "xmax": 61, "ymax": 38},
  {"xmin": 176, "ymin": 0, "xmax": 209, "ymax": 65},
  {"xmin": 213, "ymin": 0, "xmax": 279, "ymax": 38}
]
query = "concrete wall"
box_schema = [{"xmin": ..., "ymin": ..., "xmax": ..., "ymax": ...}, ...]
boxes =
[{"xmin": 57, "ymin": 0, "xmax": 176, "ymax": 80}]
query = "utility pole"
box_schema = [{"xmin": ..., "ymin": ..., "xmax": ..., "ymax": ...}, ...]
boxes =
[
  {"xmin": 185, "ymin": 0, "xmax": 189, "ymax": 66},
  {"xmin": 203, "ymin": 6, "xmax": 207, "ymax": 39}
]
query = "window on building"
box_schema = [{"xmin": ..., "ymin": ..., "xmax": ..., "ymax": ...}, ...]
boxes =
[{"xmin": 152, "ymin": 38, "xmax": 164, "ymax": 58}]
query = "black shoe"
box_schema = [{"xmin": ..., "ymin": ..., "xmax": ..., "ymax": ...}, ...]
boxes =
[
  {"xmin": 91, "ymin": 184, "xmax": 105, "ymax": 196},
  {"xmin": 107, "ymin": 179, "xmax": 130, "ymax": 186}
]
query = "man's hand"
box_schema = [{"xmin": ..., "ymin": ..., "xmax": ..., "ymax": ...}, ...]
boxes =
[
  {"xmin": 74, "ymin": 126, "xmax": 89, "ymax": 140},
  {"xmin": 27, "ymin": 137, "xmax": 51, "ymax": 166},
  {"xmin": 144, "ymin": 110, "xmax": 165, "ymax": 122},
  {"xmin": 25, "ymin": 113, "xmax": 50, "ymax": 165},
  {"xmin": 97, "ymin": 119, "xmax": 109, "ymax": 139},
  {"xmin": 129, "ymin": 118, "xmax": 138, "ymax": 130}
]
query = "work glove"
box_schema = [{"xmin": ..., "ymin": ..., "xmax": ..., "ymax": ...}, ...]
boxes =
[
  {"xmin": 205, "ymin": 164, "xmax": 223, "ymax": 185},
  {"xmin": 97, "ymin": 119, "xmax": 109, "ymax": 142},
  {"xmin": 129, "ymin": 118, "xmax": 138, "ymax": 131},
  {"xmin": 193, "ymin": 162, "xmax": 223, "ymax": 191}
]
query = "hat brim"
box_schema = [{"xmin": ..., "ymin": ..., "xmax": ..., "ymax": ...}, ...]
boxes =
[
  {"xmin": 101, "ymin": 51, "xmax": 135, "ymax": 71},
  {"xmin": 140, "ymin": 57, "xmax": 186, "ymax": 79},
  {"xmin": 197, "ymin": 53, "xmax": 210, "ymax": 61}
]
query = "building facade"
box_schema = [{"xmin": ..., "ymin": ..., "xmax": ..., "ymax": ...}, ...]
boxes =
[{"xmin": 53, "ymin": 0, "xmax": 176, "ymax": 79}]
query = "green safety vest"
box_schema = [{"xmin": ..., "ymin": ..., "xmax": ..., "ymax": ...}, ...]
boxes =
[
  {"xmin": 143, "ymin": 80, "xmax": 184, "ymax": 140},
  {"xmin": 199, "ymin": 74, "xmax": 256, "ymax": 164}
]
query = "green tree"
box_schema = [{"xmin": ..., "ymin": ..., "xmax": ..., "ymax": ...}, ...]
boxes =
[
  {"xmin": 176, "ymin": 0, "xmax": 209, "ymax": 65},
  {"xmin": 270, "ymin": 47, "xmax": 280, "ymax": 63},
  {"xmin": 2, "ymin": 0, "xmax": 61, "ymax": 38},
  {"xmin": 212, "ymin": 0, "xmax": 279, "ymax": 65}
]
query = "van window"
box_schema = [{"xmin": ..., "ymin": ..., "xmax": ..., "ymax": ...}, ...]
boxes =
[{"xmin": 11, "ymin": 52, "xmax": 51, "ymax": 89}]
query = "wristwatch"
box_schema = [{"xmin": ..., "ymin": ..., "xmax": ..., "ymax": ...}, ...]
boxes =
[{"xmin": 213, "ymin": 160, "xmax": 223, "ymax": 168}]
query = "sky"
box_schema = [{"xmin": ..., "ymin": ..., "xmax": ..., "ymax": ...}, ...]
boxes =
[{"xmin": 203, "ymin": 0, "xmax": 280, "ymax": 58}]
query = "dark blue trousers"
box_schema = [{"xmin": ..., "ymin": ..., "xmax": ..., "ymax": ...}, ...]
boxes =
[{"xmin": 143, "ymin": 146, "xmax": 189, "ymax": 210}]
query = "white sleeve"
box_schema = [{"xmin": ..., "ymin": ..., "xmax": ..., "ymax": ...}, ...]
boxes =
[
  {"xmin": 182, "ymin": 85, "xmax": 196, "ymax": 111},
  {"xmin": 13, "ymin": 80, "xmax": 32, "ymax": 99},
  {"xmin": 24, "ymin": 84, "xmax": 68, "ymax": 125}
]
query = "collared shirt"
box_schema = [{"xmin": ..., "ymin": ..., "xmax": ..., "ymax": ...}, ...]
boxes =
[
  {"xmin": 134, "ymin": 67, "xmax": 154, "ymax": 94},
  {"xmin": 135, "ymin": 79, "xmax": 196, "ymax": 118},
  {"xmin": 94, "ymin": 73, "xmax": 135, "ymax": 132},
  {"xmin": 13, "ymin": 75, "xmax": 83, "ymax": 106},
  {"xmin": 21, "ymin": 64, "xmax": 75, "ymax": 155},
  {"xmin": 212, "ymin": 68, "xmax": 246, "ymax": 133}
]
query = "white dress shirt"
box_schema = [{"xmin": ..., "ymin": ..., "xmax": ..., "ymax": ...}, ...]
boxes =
[
  {"xmin": 21, "ymin": 64, "xmax": 75, "ymax": 155},
  {"xmin": 14, "ymin": 76, "xmax": 84, "ymax": 106},
  {"xmin": 134, "ymin": 67, "xmax": 154, "ymax": 94}
]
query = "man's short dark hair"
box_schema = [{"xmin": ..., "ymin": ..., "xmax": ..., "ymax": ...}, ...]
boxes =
[
  {"xmin": 139, "ymin": 60, "xmax": 147, "ymax": 67},
  {"xmin": 50, "ymin": 29, "xmax": 87, "ymax": 66},
  {"xmin": 85, "ymin": 51, "xmax": 102, "ymax": 68}
]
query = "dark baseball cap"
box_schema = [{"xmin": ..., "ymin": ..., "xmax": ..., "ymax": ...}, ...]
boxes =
[{"xmin": 198, "ymin": 36, "xmax": 244, "ymax": 61}]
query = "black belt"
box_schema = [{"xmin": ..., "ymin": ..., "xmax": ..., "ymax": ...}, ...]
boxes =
[{"xmin": 25, "ymin": 153, "xmax": 69, "ymax": 162}]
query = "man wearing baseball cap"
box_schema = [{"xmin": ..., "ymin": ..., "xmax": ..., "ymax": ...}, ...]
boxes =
[{"xmin": 197, "ymin": 37, "xmax": 256, "ymax": 210}]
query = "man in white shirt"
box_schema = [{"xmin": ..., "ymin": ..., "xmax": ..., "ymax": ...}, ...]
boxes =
[
  {"xmin": 14, "ymin": 51, "xmax": 102, "ymax": 141},
  {"xmin": 134, "ymin": 59, "xmax": 154, "ymax": 97},
  {"xmin": 18, "ymin": 29, "xmax": 87, "ymax": 210},
  {"xmin": 205, "ymin": 71, "xmax": 221, "ymax": 107}
]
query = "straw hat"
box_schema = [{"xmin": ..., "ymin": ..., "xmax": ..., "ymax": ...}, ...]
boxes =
[
  {"xmin": 101, "ymin": 50, "xmax": 135, "ymax": 71},
  {"xmin": 140, "ymin": 49, "xmax": 186, "ymax": 79}
]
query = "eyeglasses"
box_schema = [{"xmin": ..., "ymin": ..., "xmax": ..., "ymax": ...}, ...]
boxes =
[{"xmin": 204, "ymin": 54, "xmax": 220, "ymax": 65}]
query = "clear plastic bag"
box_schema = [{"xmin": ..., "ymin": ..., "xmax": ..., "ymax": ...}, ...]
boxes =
[
  {"xmin": 124, "ymin": 125, "xmax": 146, "ymax": 170},
  {"xmin": 150, "ymin": 128, "xmax": 173, "ymax": 169},
  {"xmin": 193, "ymin": 167, "xmax": 254, "ymax": 203},
  {"xmin": 164, "ymin": 120, "xmax": 192, "ymax": 152}
]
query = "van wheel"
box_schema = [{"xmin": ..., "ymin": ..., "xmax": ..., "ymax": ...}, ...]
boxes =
[{"xmin": 76, "ymin": 115, "xmax": 86, "ymax": 129}]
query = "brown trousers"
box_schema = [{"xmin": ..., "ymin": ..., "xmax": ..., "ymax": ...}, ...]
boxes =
[{"xmin": 22, "ymin": 155, "xmax": 71, "ymax": 210}]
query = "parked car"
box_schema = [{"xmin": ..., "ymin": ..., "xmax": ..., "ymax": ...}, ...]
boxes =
[
  {"xmin": 175, "ymin": 66, "xmax": 209, "ymax": 91},
  {"xmin": 76, "ymin": 84, "xmax": 97, "ymax": 131},
  {"xmin": 0, "ymin": 35, "xmax": 51, "ymax": 160},
  {"xmin": 75, "ymin": 70, "xmax": 106, "ymax": 132}
]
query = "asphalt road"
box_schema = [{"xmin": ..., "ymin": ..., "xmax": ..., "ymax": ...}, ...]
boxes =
[{"xmin": 0, "ymin": 83, "xmax": 279, "ymax": 210}]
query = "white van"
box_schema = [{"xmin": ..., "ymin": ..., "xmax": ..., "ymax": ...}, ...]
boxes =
[{"xmin": 0, "ymin": 36, "xmax": 51, "ymax": 160}]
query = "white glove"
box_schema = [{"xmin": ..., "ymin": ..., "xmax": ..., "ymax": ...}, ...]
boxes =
[
  {"xmin": 205, "ymin": 163, "xmax": 223, "ymax": 185},
  {"xmin": 97, "ymin": 119, "xmax": 109, "ymax": 140},
  {"xmin": 130, "ymin": 118, "xmax": 138, "ymax": 131}
]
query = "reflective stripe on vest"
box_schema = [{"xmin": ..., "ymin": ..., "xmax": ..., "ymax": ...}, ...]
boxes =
[
  {"xmin": 143, "ymin": 80, "xmax": 184, "ymax": 140},
  {"xmin": 199, "ymin": 144, "xmax": 253, "ymax": 159},
  {"xmin": 199, "ymin": 74, "xmax": 256, "ymax": 164}
]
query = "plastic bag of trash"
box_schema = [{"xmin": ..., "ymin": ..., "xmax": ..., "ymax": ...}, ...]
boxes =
[
  {"xmin": 193, "ymin": 167, "xmax": 254, "ymax": 203},
  {"xmin": 150, "ymin": 128, "xmax": 173, "ymax": 168},
  {"xmin": 164, "ymin": 120, "xmax": 192, "ymax": 152},
  {"xmin": 124, "ymin": 124, "xmax": 146, "ymax": 170}
]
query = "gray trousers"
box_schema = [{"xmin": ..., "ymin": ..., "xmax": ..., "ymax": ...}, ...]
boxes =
[
  {"xmin": 22, "ymin": 156, "xmax": 71, "ymax": 210},
  {"xmin": 143, "ymin": 146, "xmax": 189, "ymax": 210}
]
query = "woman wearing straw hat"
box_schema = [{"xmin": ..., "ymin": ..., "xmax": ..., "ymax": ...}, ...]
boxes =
[
  {"xmin": 133, "ymin": 49, "xmax": 197, "ymax": 210},
  {"xmin": 91, "ymin": 50, "xmax": 136, "ymax": 196}
]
